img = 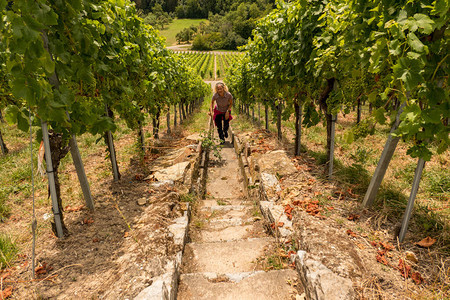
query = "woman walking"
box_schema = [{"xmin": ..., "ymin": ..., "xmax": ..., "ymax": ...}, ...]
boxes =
[{"xmin": 210, "ymin": 82, "xmax": 233, "ymax": 144}]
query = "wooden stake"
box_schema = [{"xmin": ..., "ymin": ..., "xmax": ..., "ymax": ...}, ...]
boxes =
[
  {"xmin": 41, "ymin": 121, "xmax": 64, "ymax": 238},
  {"xmin": 174, "ymin": 104, "xmax": 177, "ymax": 127},
  {"xmin": 398, "ymin": 158, "xmax": 425, "ymax": 242},
  {"xmin": 166, "ymin": 110, "xmax": 171, "ymax": 134},
  {"xmin": 294, "ymin": 100, "xmax": 302, "ymax": 156},
  {"xmin": 328, "ymin": 115, "xmax": 337, "ymax": 178},
  {"xmin": 265, "ymin": 103, "xmax": 269, "ymax": 130},
  {"xmin": 362, "ymin": 104, "xmax": 404, "ymax": 207},
  {"xmin": 105, "ymin": 105, "xmax": 120, "ymax": 181},
  {"xmin": 0, "ymin": 129, "xmax": 8, "ymax": 154},
  {"xmin": 69, "ymin": 137, "xmax": 94, "ymax": 211},
  {"xmin": 277, "ymin": 102, "xmax": 282, "ymax": 140}
]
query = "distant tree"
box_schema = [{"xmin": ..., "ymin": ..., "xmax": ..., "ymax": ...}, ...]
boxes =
[{"xmin": 192, "ymin": 35, "xmax": 211, "ymax": 51}]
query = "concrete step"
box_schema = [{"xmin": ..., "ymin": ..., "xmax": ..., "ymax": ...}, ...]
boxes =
[
  {"xmin": 178, "ymin": 269, "xmax": 299, "ymax": 300},
  {"xmin": 182, "ymin": 237, "xmax": 274, "ymax": 274},
  {"xmin": 195, "ymin": 207, "xmax": 256, "ymax": 229},
  {"xmin": 199, "ymin": 205, "xmax": 248, "ymax": 212},
  {"xmin": 191, "ymin": 223, "xmax": 267, "ymax": 243},
  {"xmin": 199, "ymin": 199, "xmax": 248, "ymax": 207}
]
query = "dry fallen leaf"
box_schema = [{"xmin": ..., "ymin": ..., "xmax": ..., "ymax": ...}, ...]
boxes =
[
  {"xmin": 347, "ymin": 214, "xmax": 360, "ymax": 221},
  {"xmin": 411, "ymin": 271, "xmax": 424, "ymax": 285},
  {"xmin": 0, "ymin": 272, "xmax": 10, "ymax": 281},
  {"xmin": 379, "ymin": 242, "xmax": 394, "ymax": 251},
  {"xmin": 123, "ymin": 232, "xmax": 130, "ymax": 238},
  {"xmin": 65, "ymin": 205, "xmax": 85, "ymax": 212},
  {"xmin": 356, "ymin": 243, "xmax": 366, "ymax": 250},
  {"xmin": 346, "ymin": 229, "xmax": 357, "ymax": 237},
  {"xmin": 376, "ymin": 251, "xmax": 389, "ymax": 266},
  {"xmin": 415, "ymin": 236, "xmax": 436, "ymax": 248},
  {"xmin": 0, "ymin": 286, "xmax": 12, "ymax": 299},
  {"xmin": 398, "ymin": 258, "xmax": 412, "ymax": 279}
]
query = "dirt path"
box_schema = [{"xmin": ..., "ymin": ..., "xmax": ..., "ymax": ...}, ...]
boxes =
[{"xmin": 177, "ymin": 136, "xmax": 300, "ymax": 299}]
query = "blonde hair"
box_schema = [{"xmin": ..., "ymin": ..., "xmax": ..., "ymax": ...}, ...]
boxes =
[{"xmin": 214, "ymin": 82, "xmax": 228, "ymax": 93}]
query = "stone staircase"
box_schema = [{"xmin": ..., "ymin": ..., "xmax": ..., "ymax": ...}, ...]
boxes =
[{"xmin": 177, "ymin": 142, "xmax": 299, "ymax": 300}]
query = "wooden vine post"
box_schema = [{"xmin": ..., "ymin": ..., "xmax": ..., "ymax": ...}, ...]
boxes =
[
  {"xmin": 328, "ymin": 114, "xmax": 337, "ymax": 178},
  {"xmin": 69, "ymin": 136, "xmax": 95, "ymax": 211},
  {"xmin": 294, "ymin": 99, "xmax": 302, "ymax": 156},
  {"xmin": 362, "ymin": 105, "xmax": 404, "ymax": 207},
  {"xmin": 138, "ymin": 121, "xmax": 145, "ymax": 153},
  {"xmin": 166, "ymin": 109, "xmax": 171, "ymax": 134},
  {"xmin": 0, "ymin": 129, "xmax": 8, "ymax": 154},
  {"xmin": 398, "ymin": 158, "xmax": 426, "ymax": 242},
  {"xmin": 265, "ymin": 102, "xmax": 269, "ymax": 130},
  {"xmin": 105, "ymin": 105, "xmax": 120, "ymax": 181},
  {"xmin": 174, "ymin": 104, "xmax": 177, "ymax": 127}
]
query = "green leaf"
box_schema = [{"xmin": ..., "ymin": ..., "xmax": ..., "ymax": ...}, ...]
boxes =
[
  {"xmin": 344, "ymin": 130, "xmax": 354, "ymax": 144},
  {"xmin": 368, "ymin": 91, "xmax": 377, "ymax": 103},
  {"xmin": 426, "ymin": 86, "xmax": 446, "ymax": 106},
  {"xmin": 392, "ymin": 57, "xmax": 424, "ymax": 91},
  {"xmin": 4, "ymin": 105, "xmax": 20, "ymax": 125},
  {"xmin": 374, "ymin": 107, "xmax": 386, "ymax": 124},
  {"xmin": 406, "ymin": 52, "xmax": 422, "ymax": 59},
  {"xmin": 43, "ymin": 51, "xmax": 55, "ymax": 74},
  {"xmin": 389, "ymin": 39, "xmax": 401, "ymax": 56},
  {"xmin": 407, "ymin": 32, "xmax": 428, "ymax": 54},
  {"xmin": 437, "ymin": 140, "xmax": 448, "ymax": 154},
  {"xmin": 413, "ymin": 14, "xmax": 435, "ymax": 34},
  {"xmin": 12, "ymin": 78, "xmax": 27, "ymax": 100},
  {"xmin": 22, "ymin": 15, "xmax": 45, "ymax": 31},
  {"xmin": 5, "ymin": 105, "xmax": 29, "ymax": 132},
  {"xmin": 69, "ymin": 0, "xmax": 82, "ymax": 11},
  {"xmin": 432, "ymin": 0, "xmax": 449, "ymax": 17},
  {"xmin": 422, "ymin": 109, "xmax": 442, "ymax": 124},
  {"xmin": 42, "ymin": 10, "xmax": 58, "ymax": 26},
  {"xmin": 17, "ymin": 110, "xmax": 30, "ymax": 132}
]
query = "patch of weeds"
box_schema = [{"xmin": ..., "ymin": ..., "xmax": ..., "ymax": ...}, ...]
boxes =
[
  {"xmin": 235, "ymin": 114, "xmax": 254, "ymax": 132},
  {"xmin": 423, "ymin": 168, "xmax": 450, "ymax": 199},
  {"xmin": 200, "ymin": 131, "xmax": 223, "ymax": 160},
  {"xmin": 0, "ymin": 234, "xmax": 18, "ymax": 269},
  {"xmin": 349, "ymin": 146, "xmax": 373, "ymax": 166},
  {"xmin": 194, "ymin": 220, "xmax": 204, "ymax": 229},
  {"xmin": 376, "ymin": 188, "xmax": 408, "ymax": 218},
  {"xmin": 266, "ymin": 254, "xmax": 284, "ymax": 270},
  {"xmin": 98, "ymin": 168, "xmax": 112, "ymax": 180},
  {"xmin": 307, "ymin": 150, "xmax": 328, "ymax": 166},
  {"xmin": 216, "ymin": 199, "xmax": 227, "ymax": 206},
  {"xmin": 0, "ymin": 193, "xmax": 10, "ymax": 222},
  {"xmin": 356, "ymin": 226, "xmax": 365, "ymax": 233},
  {"xmin": 316, "ymin": 194, "xmax": 331, "ymax": 207},
  {"xmin": 252, "ymin": 206, "xmax": 262, "ymax": 218},
  {"xmin": 393, "ymin": 162, "xmax": 416, "ymax": 184},
  {"xmin": 335, "ymin": 218, "xmax": 345, "ymax": 225},
  {"xmin": 305, "ymin": 126, "xmax": 326, "ymax": 144},
  {"xmin": 180, "ymin": 193, "xmax": 196, "ymax": 204},
  {"xmin": 334, "ymin": 163, "xmax": 371, "ymax": 194}
]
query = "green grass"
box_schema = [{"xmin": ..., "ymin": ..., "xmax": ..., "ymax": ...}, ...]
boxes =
[
  {"xmin": 158, "ymin": 18, "xmax": 208, "ymax": 46},
  {"xmin": 0, "ymin": 234, "xmax": 18, "ymax": 269}
]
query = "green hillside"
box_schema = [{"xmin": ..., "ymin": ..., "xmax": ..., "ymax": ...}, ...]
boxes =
[{"xmin": 159, "ymin": 18, "xmax": 208, "ymax": 46}]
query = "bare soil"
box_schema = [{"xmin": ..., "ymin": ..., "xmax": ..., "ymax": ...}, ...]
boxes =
[{"xmin": 1, "ymin": 128, "xmax": 194, "ymax": 299}]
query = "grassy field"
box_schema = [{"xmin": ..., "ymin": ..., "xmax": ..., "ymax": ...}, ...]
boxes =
[{"xmin": 159, "ymin": 18, "xmax": 208, "ymax": 46}]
